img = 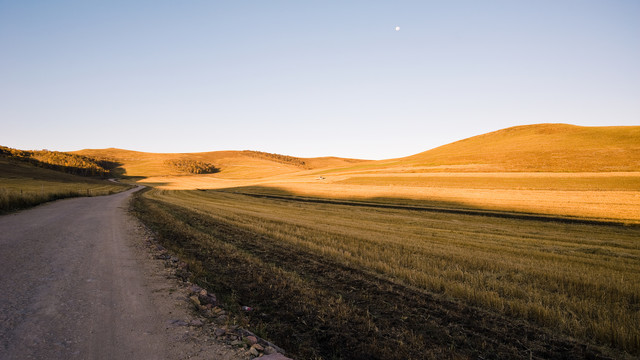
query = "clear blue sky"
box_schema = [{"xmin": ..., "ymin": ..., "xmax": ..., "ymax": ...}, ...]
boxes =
[{"xmin": 1, "ymin": 1, "xmax": 638, "ymax": 159}]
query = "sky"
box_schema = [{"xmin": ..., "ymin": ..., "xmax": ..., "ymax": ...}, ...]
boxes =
[{"xmin": 1, "ymin": 1, "xmax": 639, "ymax": 159}]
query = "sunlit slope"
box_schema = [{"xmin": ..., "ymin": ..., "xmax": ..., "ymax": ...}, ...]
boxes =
[
  {"xmin": 77, "ymin": 124, "xmax": 640, "ymax": 178},
  {"xmin": 373, "ymin": 124, "xmax": 640, "ymax": 172},
  {"xmin": 74, "ymin": 148, "xmax": 366, "ymax": 178}
]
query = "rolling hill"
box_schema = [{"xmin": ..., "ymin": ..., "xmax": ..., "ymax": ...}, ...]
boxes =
[
  {"xmin": 381, "ymin": 123, "xmax": 640, "ymax": 172},
  {"xmin": 73, "ymin": 148, "xmax": 366, "ymax": 179},
  {"xmin": 73, "ymin": 124, "xmax": 640, "ymax": 180},
  {"xmin": 3, "ymin": 123, "xmax": 639, "ymax": 219}
]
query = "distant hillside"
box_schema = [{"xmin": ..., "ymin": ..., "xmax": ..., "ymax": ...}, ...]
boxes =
[
  {"xmin": 0, "ymin": 154, "xmax": 104, "ymax": 183},
  {"xmin": 0, "ymin": 151, "xmax": 130, "ymax": 213},
  {"xmin": 241, "ymin": 150, "xmax": 309, "ymax": 169},
  {"xmin": 0, "ymin": 146, "xmax": 116, "ymax": 177},
  {"xmin": 32, "ymin": 123, "xmax": 640, "ymax": 179},
  {"xmin": 392, "ymin": 124, "xmax": 640, "ymax": 172},
  {"xmin": 73, "ymin": 148, "xmax": 366, "ymax": 178}
]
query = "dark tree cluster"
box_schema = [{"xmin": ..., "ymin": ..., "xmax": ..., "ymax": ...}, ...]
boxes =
[
  {"xmin": 0, "ymin": 146, "xmax": 112, "ymax": 177},
  {"xmin": 242, "ymin": 150, "xmax": 308, "ymax": 168},
  {"xmin": 163, "ymin": 159, "xmax": 219, "ymax": 174}
]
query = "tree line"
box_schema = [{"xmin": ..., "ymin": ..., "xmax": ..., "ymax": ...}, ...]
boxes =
[
  {"xmin": 0, "ymin": 145, "xmax": 117, "ymax": 177},
  {"xmin": 163, "ymin": 159, "xmax": 219, "ymax": 174},
  {"xmin": 242, "ymin": 150, "xmax": 308, "ymax": 168}
]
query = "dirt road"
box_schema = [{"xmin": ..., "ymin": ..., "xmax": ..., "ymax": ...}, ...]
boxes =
[{"xmin": 0, "ymin": 187, "xmax": 241, "ymax": 360}]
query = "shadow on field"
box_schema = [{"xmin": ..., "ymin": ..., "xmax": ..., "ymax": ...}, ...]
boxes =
[{"xmin": 215, "ymin": 185, "xmax": 633, "ymax": 227}]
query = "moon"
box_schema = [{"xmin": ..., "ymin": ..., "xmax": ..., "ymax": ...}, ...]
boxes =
[{"xmin": 395, "ymin": 26, "xmax": 400, "ymax": 31}]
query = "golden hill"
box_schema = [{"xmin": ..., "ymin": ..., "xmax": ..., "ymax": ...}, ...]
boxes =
[
  {"xmin": 73, "ymin": 148, "xmax": 366, "ymax": 178},
  {"xmin": 73, "ymin": 124, "xmax": 640, "ymax": 179},
  {"xmin": 6, "ymin": 123, "xmax": 639, "ymax": 221},
  {"xmin": 388, "ymin": 123, "xmax": 640, "ymax": 172}
]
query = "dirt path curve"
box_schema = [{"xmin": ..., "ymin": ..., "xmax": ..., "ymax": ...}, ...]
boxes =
[{"xmin": 0, "ymin": 187, "xmax": 241, "ymax": 360}]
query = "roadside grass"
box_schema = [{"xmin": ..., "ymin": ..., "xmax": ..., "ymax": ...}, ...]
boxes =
[
  {"xmin": 135, "ymin": 188, "xmax": 640, "ymax": 359},
  {"xmin": 0, "ymin": 180, "xmax": 129, "ymax": 213},
  {"xmin": 0, "ymin": 157, "xmax": 131, "ymax": 213}
]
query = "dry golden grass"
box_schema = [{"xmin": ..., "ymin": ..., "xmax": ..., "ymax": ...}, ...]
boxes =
[
  {"xmin": 0, "ymin": 156, "xmax": 130, "ymax": 213},
  {"xmin": 141, "ymin": 187, "xmax": 640, "ymax": 356},
  {"xmin": 134, "ymin": 171, "xmax": 640, "ymax": 223},
  {"xmin": 334, "ymin": 172, "xmax": 640, "ymax": 190},
  {"xmin": 123, "ymin": 124, "xmax": 640, "ymax": 358},
  {"xmin": 74, "ymin": 148, "xmax": 366, "ymax": 179},
  {"xmin": 76, "ymin": 123, "xmax": 640, "ymax": 178},
  {"xmin": 275, "ymin": 181, "xmax": 640, "ymax": 223},
  {"xmin": 96, "ymin": 124, "xmax": 640, "ymax": 222},
  {"xmin": 381, "ymin": 123, "xmax": 640, "ymax": 172}
]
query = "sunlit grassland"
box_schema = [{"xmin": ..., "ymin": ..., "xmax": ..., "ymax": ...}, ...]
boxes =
[
  {"xmin": 142, "ymin": 188, "xmax": 640, "ymax": 356},
  {"xmin": 334, "ymin": 172, "xmax": 640, "ymax": 191},
  {"xmin": 139, "ymin": 171, "xmax": 640, "ymax": 223},
  {"xmin": 75, "ymin": 148, "xmax": 365, "ymax": 178},
  {"xmin": 388, "ymin": 124, "xmax": 640, "ymax": 172},
  {"xmin": 119, "ymin": 123, "xmax": 639, "ymax": 357},
  {"xmin": 274, "ymin": 175, "xmax": 640, "ymax": 223}
]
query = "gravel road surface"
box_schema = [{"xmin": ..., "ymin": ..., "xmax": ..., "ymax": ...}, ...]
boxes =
[{"xmin": 0, "ymin": 187, "xmax": 242, "ymax": 360}]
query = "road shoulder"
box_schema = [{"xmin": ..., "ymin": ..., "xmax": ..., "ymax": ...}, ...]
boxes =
[{"xmin": 125, "ymin": 212, "xmax": 248, "ymax": 360}]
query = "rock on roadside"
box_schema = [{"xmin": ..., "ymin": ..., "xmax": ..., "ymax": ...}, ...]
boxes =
[{"xmin": 140, "ymin": 223, "xmax": 294, "ymax": 360}]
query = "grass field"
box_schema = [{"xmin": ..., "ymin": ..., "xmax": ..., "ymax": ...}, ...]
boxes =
[
  {"xmin": 61, "ymin": 124, "xmax": 640, "ymax": 358},
  {"xmin": 135, "ymin": 171, "xmax": 640, "ymax": 224},
  {"xmin": 134, "ymin": 187, "xmax": 640, "ymax": 359},
  {"xmin": 0, "ymin": 157, "xmax": 130, "ymax": 213}
]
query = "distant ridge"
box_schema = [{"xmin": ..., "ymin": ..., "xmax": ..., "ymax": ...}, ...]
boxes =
[
  {"xmin": 73, "ymin": 148, "xmax": 366, "ymax": 178},
  {"xmin": 60, "ymin": 123, "xmax": 640, "ymax": 177},
  {"xmin": 394, "ymin": 124, "xmax": 640, "ymax": 172}
]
